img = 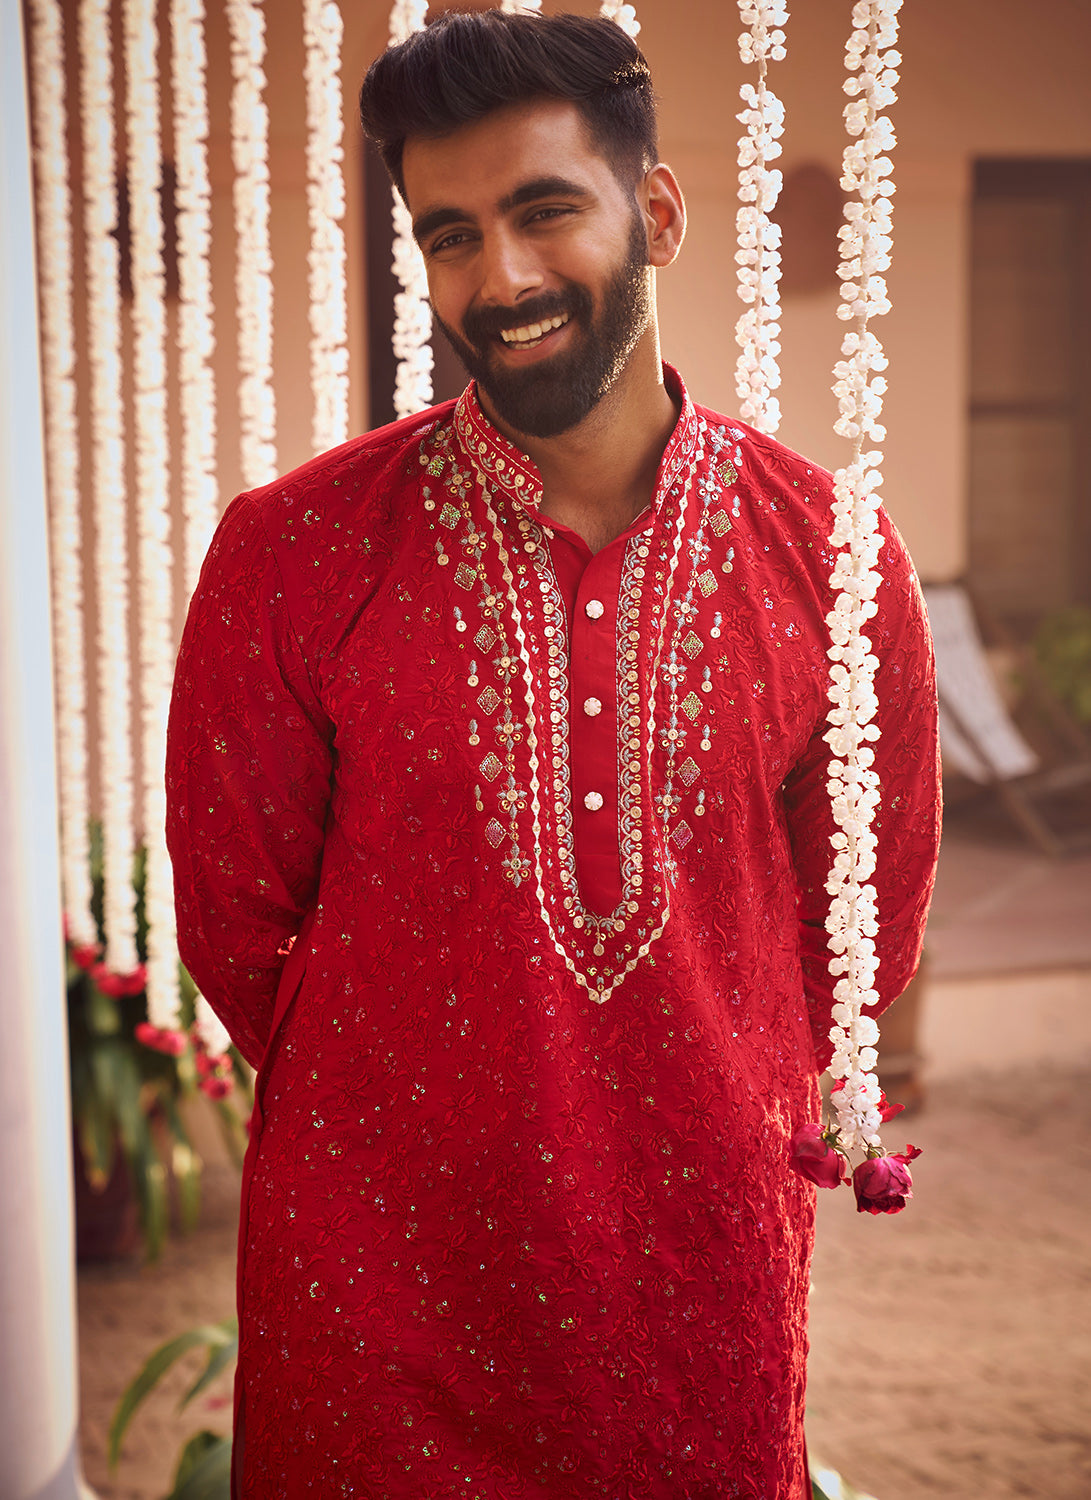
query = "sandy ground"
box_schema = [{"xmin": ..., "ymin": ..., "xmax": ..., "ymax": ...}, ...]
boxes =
[{"xmin": 77, "ymin": 1065, "xmax": 1091, "ymax": 1500}]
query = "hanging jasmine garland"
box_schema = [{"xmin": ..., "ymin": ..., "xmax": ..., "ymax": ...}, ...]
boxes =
[
  {"xmin": 28, "ymin": 0, "xmax": 96, "ymax": 954},
  {"xmin": 597, "ymin": 0, "xmax": 639, "ymax": 36},
  {"xmin": 304, "ymin": 0, "xmax": 350, "ymax": 453},
  {"xmin": 733, "ymin": 1, "xmax": 787, "ymax": 434},
  {"xmin": 388, "ymin": 0, "xmax": 432, "ymax": 418},
  {"xmin": 792, "ymin": 0, "xmax": 921, "ymax": 1213},
  {"xmin": 78, "ymin": 0, "xmax": 139, "ymax": 977},
  {"xmin": 171, "ymin": 0, "xmax": 218, "ymax": 598},
  {"xmin": 123, "ymin": 0, "xmax": 182, "ymax": 1034},
  {"xmin": 227, "ymin": 0, "xmax": 277, "ymax": 486}
]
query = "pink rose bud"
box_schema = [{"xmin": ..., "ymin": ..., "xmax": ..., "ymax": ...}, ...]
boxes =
[
  {"xmin": 789, "ymin": 1123, "xmax": 846, "ymax": 1189},
  {"xmin": 852, "ymin": 1145, "xmax": 921, "ymax": 1215}
]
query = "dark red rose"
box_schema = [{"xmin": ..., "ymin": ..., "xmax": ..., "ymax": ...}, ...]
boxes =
[
  {"xmin": 789, "ymin": 1123, "xmax": 846, "ymax": 1189},
  {"xmin": 852, "ymin": 1145, "xmax": 922, "ymax": 1215}
]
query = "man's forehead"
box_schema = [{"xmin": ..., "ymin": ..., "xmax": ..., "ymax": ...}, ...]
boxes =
[{"xmin": 402, "ymin": 98, "xmax": 614, "ymax": 216}]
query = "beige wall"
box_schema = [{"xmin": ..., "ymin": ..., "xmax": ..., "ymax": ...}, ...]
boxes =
[{"xmin": 50, "ymin": 0, "xmax": 1091, "ymax": 594}]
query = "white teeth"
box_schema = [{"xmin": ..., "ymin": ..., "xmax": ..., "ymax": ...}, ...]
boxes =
[{"xmin": 500, "ymin": 313, "xmax": 569, "ymax": 346}]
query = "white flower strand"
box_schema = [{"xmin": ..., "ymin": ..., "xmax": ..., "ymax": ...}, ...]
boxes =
[
  {"xmin": 195, "ymin": 993, "xmax": 232, "ymax": 1059},
  {"xmin": 78, "ymin": 0, "xmax": 138, "ymax": 974},
  {"xmin": 598, "ymin": 0, "xmax": 640, "ymax": 37},
  {"xmin": 228, "ymin": 0, "xmax": 277, "ymax": 486},
  {"xmin": 28, "ymin": 0, "xmax": 96, "ymax": 953},
  {"xmin": 304, "ymin": 0, "xmax": 349, "ymax": 454},
  {"xmin": 387, "ymin": 0, "xmax": 432, "ymax": 418},
  {"xmin": 824, "ymin": 0, "xmax": 902, "ymax": 1152},
  {"xmin": 501, "ymin": 1, "xmax": 543, "ymax": 13},
  {"xmin": 123, "ymin": 0, "xmax": 180, "ymax": 1030},
  {"xmin": 734, "ymin": 2, "xmax": 787, "ymax": 434},
  {"xmin": 171, "ymin": 0, "xmax": 218, "ymax": 598}
]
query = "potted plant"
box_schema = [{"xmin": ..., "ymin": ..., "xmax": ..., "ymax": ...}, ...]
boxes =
[{"xmin": 67, "ymin": 824, "xmax": 250, "ymax": 1260}]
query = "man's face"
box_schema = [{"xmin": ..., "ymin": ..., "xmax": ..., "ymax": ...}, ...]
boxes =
[{"xmin": 403, "ymin": 100, "xmax": 653, "ymax": 440}]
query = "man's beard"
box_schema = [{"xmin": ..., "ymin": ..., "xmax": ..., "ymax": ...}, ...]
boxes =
[{"xmin": 431, "ymin": 214, "xmax": 651, "ymax": 440}]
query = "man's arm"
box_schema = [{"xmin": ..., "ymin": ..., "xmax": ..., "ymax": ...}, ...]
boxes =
[
  {"xmin": 782, "ymin": 514, "xmax": 942, "ymax": 1071},
  {"xmin": 166, "ymin": 492, "xmax": 335, "ymax": 1068}
]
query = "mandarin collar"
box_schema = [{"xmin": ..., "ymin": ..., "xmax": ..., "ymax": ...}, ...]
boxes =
[{"xmin": 452, "ymin": 363, "xmax": 699, "ymax": 518}]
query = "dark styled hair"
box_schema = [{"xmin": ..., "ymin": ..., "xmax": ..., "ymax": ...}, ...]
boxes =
[{"xmin": 359, "ymin": 10, "xmax": 658, "ymax": 199}]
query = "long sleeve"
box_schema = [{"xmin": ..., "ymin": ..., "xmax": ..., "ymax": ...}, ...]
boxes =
[
  {"xmin": 782, "ymin": 513, "xmax": 941, "ymax": 1070},
  {"xmin": 166, "ymin": 492, "xmax": 335, "ymax": 1067}
]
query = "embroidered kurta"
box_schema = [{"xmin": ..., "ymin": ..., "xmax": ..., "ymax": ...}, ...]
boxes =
[{"xmin": 167, "ymin": 369, "xmax": 940, "ymax": 1499}]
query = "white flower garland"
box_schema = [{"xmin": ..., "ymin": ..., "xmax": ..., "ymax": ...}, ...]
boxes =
[
  {"xmin": 304, "ymin": 0, "xmax": 350, "ymax": 454},
  {"xmin": 123, "ymin": 0, "xmax": 180, "ymax": 1030},
  {"xmin": 171, "ymin": 0, "xmax": 219, "ymax": 598},
  {"xmin": 228, "ymin": 0, "xmax": 277, "ymax": 486},
  {"xmin": 78, "ymin": 0, "xmax": 138, "ymax": 975},
  {"xmin": 597, "ymin": 3, "xmax": 640, "ymax": 40},
  {"xmin": 734, "ymin": 2, "xmax": 787, "ymax": 434},
  {"xmin": 823, "ymin": 0, "xmax": 902, "ymax": 1152},
  {"xmin": 28, "ymin": 0, "xmax": 96, "ymax": 954},
  {"xmin": 388, "ymin": 0, "xmax": 432, "ymax": 419}
]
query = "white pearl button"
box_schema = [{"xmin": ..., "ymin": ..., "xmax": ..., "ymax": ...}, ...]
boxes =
[
  {"xmin": 584, "ymin": 599, "xmax": 605, "ymax": 620},
  {"xmin": 583, "ymin": 697, "xmax": 603, "ymax": 717},
  {"xmin": 583, "ymin": 791, "xmax": 604, "ymax": 812}
]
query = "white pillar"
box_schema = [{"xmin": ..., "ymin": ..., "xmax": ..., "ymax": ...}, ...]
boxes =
[{"xmin": 0, "ymin": 2, "xmax": 87, "ymax": 1495}]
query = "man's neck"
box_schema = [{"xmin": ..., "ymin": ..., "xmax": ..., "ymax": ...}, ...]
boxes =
[{"xmin": 479, "ymin": 330, "xmax": 681, "ymax": 554}]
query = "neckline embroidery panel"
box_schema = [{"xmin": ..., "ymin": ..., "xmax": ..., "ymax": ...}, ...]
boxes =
[{"xmin": 417, "ymin": 399, "xmax": 746, "ymax": 1006}]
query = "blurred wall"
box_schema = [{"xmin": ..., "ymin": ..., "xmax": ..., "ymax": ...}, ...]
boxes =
[{"xmin": 47, "ymin": 0, "xmax": 1091, "ymax": 622}]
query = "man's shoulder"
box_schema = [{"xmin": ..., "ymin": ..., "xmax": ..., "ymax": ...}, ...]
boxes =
[
  {"xmin": 692, "ymin": 402, "xmax": 833, "ymax": 501},
  {"xmin": 235, "ymin": 399, "xmax": 459, "ymax": 532}
]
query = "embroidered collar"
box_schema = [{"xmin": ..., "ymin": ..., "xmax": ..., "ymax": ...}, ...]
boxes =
[{"xmin": 452, "ymin": 363, "xmax": 700, "ymax": 518}]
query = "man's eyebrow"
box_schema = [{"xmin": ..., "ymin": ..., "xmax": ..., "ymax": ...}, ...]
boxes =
[
  {"xmin": 496, "ymin": 176, "xmax": 593, "ymax": 214},
  {"xmin": 412, "ymin": 176, "xmax": 593, "ymax": 246}
]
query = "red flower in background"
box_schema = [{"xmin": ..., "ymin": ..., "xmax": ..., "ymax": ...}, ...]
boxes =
[
  {"xmin": 90, "ymin": 961, "xmax": 147, "ymax": 997},
  {"xmin": 195, "ymin": 1049, "xmax": 234, "ymax": 1099},
  {"xmin": 135, "ymin": 1021, "xmax": 189, "ymax": 1057}
]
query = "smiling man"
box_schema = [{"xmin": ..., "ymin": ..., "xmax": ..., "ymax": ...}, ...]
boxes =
[{"xmin": 166, "ymin": 11, "xmax": 941, "ymax": 1499}]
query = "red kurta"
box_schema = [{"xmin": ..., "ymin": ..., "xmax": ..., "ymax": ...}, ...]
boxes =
[{"xmin": 167, "ymin": 368, "xmax": 940, "ymax": 1499}]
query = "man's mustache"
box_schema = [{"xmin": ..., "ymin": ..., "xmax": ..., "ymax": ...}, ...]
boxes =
[{"xmin": 459, "ymin": 288, "xmax": 592, "ymax": 349}]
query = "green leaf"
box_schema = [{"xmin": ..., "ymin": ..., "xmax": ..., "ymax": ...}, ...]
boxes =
[
  {"xmin": 180, "ymin": 1327, "xmax": 238, "ymax": 1410},
  {"xmin": 87, "ymin": 981, "xmax": 123, "ymax": 1036},
  {"xmin": 809, "ymin": 1458, "xmax": 878, "ymax": 1500},
  {"xmin": 210, "ymin": 1095, "xmax": 249, "ymax": 1171},
  {"xmin": 108, "ymin": 1322, "xmax": 237, "ymax": 1468},
  {"xmin": 166, "ymin": 1430, "xmax": 232, "ymax": 1500},
  {"xmin": 162, "ymin": 1095, "xmax": 203, "ymax": 1233}
]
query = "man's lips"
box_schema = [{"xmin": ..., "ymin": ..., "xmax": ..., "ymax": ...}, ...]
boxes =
[{"xmin": 497, "ymin": 312, "xmax": 571, "ymax": 350}]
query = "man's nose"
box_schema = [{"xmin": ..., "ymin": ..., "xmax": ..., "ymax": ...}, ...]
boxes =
[{"xmin": 479, "ymin": 228, "xmax": 544, "ymax": 307}]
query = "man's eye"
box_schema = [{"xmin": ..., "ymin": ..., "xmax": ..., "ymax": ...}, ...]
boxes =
[
  {"xmin": 431, "ymin": 231, "xmax": 472, "ymax": 255},
  {"xmin": 527, "ymin": 206, "xmax": 573, "ymax": 224}
]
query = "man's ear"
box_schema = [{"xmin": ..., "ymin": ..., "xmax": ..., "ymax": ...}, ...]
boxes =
[{"xmin": 641, "ymin": 164, "xmax": 686, "ymax": 268}]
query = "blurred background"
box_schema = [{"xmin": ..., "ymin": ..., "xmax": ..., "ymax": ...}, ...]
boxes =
[{"xmin": 3, "ymin": 1, "xmax": 1090, "ymax": 1496}]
